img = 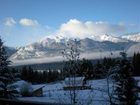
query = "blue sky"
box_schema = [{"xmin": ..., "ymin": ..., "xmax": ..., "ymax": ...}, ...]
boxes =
[{"xmin": 0, "ymin": 0, "xmax": 140, "ymax": 47}]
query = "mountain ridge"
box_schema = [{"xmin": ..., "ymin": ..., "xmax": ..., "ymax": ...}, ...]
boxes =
[{"xmin": 9, "ymin": 32, "xmax": 140, "ymax": 60}]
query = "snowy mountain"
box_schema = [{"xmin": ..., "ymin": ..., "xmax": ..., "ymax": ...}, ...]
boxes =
[
  {"xmin": 10, "ymin": 37, "xmax": 67, "ymax": 60},
  {"xmin": 9, "ymin": 32, "xmax": 140, "ymax": 61},
  {"xmin": 9, "ymin": 35, "xmax": 133, "ymax": 60},
  {"xmin": 121, "ymin": 32, "xmax": 140, "ymax": 42}
]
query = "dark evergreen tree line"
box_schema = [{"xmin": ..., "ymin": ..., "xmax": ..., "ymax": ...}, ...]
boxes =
[
  {"xmin": 0, "ymin": 37, "xmax": 18, "ymax": 98},
  {"xmin": 133, "ymin": 53, "xmax": 140, "ymax": 76},
  {"xmin": 63, "ymin": 57, "xmax": 120, "ymax": 80},
  {"xmin": 20, "ymin": 66, "xmax": 62, "ymax": 84},
  {"xmin": 63, "ymin": 58, "xmax": 94, "ymax": 79}
]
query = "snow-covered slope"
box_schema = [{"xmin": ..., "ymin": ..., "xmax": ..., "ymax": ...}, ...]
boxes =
[
  {"xmin": 9, "ymin": 36, "xmax": 132, "ymax": 60},
  {"xmin": 122, "ymin": 32, "xmax": 140, "ymax": 42},
  {"xmin": 127, "ymin": 43, "xmax": 140, "ymax": 56},
  {"xmin": 10, "ymin": 39, "xmax": 67, "ymax": 60}
]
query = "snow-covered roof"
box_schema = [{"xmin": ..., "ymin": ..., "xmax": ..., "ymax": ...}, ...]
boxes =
[
  {"xmin": 32, "ymin": 85, "xmax": 45, "ymax": 91},
  {"xmin": 65, "ymin": 77, "xmax": 85, "ymax": 81},
  {"xmin": 64, "ymin": 77, "xmax": 85, "ymax": 86}
]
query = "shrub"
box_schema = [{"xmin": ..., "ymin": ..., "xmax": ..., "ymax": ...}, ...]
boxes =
[{"xmin": 20, "ymin": 82, "xmax": 33, "ymax": 97}]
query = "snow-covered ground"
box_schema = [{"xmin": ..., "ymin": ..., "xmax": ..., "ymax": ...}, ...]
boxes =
[
  {"xmin": 17, "ymin": 78, "xmax": 140, "ymax": 105},
  {"xmin": 16, "ymin": 79, "xmax": 109, "ymax": 105}
]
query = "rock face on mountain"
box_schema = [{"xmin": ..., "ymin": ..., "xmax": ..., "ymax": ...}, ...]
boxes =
[{"xmin": 9, "ymin": 34, "xmax": 136, "ymax": 60}]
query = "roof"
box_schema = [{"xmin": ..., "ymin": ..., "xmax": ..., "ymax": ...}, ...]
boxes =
[
  {"xmin": 65, "ymin": 77, "xmax": 85, "ymax": 81},
  {"xmin": 32, "ymin": 85, "xmax": 45, "ymax": 91},
  {"xmin": 64, "ymin": 77, "xmax": 85, "ymax": 86}
]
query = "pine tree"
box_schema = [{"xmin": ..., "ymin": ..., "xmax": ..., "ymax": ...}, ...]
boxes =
[
  {"xmin": 0, "ymin": 37, "xmax": 18, "ymax": 98},
  {"xmin": 133, "ymin": 53, "xmax": 140, "ymax": 76},
  {"xmin": 79, "ymin": 58, "xmax": 93, "ymax": 79},
  {"xmin": 113, "ymin": 52, "xmax": 138, "ymax": 105},
  {"xmin": 21, "ymin": 66, "xmax": 28, "ymax": 81}
]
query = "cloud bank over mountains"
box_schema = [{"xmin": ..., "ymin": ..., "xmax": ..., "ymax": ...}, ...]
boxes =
[{"xmin": 56, "ymin": 19, "xmax": 126, "ymax": 39}]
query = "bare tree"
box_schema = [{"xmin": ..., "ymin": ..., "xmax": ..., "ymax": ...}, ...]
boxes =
[{"xmin": 62, "ymin": 39, "xmax": 80, "ymax": 105}]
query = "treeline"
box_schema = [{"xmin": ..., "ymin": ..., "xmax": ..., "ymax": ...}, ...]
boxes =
[
  {"xmin": 10, "ymin": 52, "xmax": 140, "ymax": 84},
  {"xmin": 10, "ymin": 66, "xmax": 63, "ymax": 84},
  {"xmin": 92, "ymin": 53, "xmax": 140, "ymax": 78},
  {"xmin": 20, "ymin": 66, "xmax": 63, "ymax": 84},
  {"xmin": 63, "ymin": 57, "xmax": 119, "ymax": 80},
  {"xmin": 63, "ymin": 52, "xmax": 140, "ymax": 80}
]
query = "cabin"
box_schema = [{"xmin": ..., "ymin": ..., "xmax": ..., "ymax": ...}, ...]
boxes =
[
  {"xmin": 32, "ymin": 85, "xmax": 45, "ymax": 97},
  {"xmin": 63, "ymin": 77, "xmax": 91, "ymax": 90}
]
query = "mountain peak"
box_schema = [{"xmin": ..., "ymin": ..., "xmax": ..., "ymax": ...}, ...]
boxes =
[{"xmin": 40, "ymin": 33, "xmax": 127, "ymax": 44}]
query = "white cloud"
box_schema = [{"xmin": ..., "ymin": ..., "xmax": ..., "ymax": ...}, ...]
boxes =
[
  {"xmin": 19, "ymin": 18, "xmax": 39, "ymax": 26},
  {"xmin": 56, "ymin": 19, "xmax": 126, "ymax": 38},
  {"xmin": 4, "ymin": 17, "xmax": 16, "ymax": 26}
]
